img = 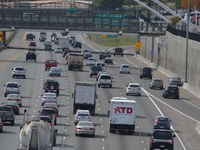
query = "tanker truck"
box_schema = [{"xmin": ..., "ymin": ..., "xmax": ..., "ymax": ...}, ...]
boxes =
[{"xmin": 18, "ymin": 120, "xmax": 57, "ymax": 150}]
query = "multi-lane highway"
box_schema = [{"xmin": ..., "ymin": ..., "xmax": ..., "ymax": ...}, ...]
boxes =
[{"xmin": 0, "ymin": 29, "xmax": 199, "ymax": 150}]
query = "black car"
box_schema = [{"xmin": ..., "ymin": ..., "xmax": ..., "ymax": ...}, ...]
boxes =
[
  {"xmin": 26, "ymin": 52, "xmax": 36, "ymax": 61},
  {"xmin": 99, "ymin": 51, "xmax": 111, "ymax": 60},
  {"xmin": 43, "ymin": 78, "xmax": 60, "ymax": 95},
  {"xmin": 26, "ymin": 33, "xmax": 35, "ymax": 40},
  {"xmin": 153, "ymin": 116, "xmax": 171, "ymax": 130},
  {"xmin": 90, "ymin": 66, "xmax": 102, "ymax": 77},
  {"xmin": 114, "ymin": 47, "xmax": 124, "ymax": 56},
  {"xmin": 163, "ymin": 85, "xmax": 179, "ymax": 99},
  {"xmin": 104, "ymin": 58, "xmax": 113, "ymax": 65},
  {"xmin": 149, "ymin": 129, "xmax": 175, "ymax": 150},
  {"xmin": 72, "ymin": 41, "xmax": 82, "ymax": 48},
  {"xmin": 140, "ymin": 67, "xmax": 153, "ymax": 79}
]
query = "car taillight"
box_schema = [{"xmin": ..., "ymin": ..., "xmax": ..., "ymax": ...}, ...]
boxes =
[
  {"xmin": 128, "ymin": 88, "xmax": 132, "ymax": 90},
  {"xmin": 89, "ymin": 128, "xmax": 94, "ymax": 130},
  {"xmin": 77, "ymin": 128, "xmax": 82, "ymax": 130}
]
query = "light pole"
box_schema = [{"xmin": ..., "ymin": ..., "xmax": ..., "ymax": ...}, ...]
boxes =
[{"xmin": 185, "ymin": 0, "xmax": 190, "ymax": 83}]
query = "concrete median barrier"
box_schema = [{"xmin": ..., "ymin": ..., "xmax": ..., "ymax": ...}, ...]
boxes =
[{"xmin": 0, "ymin": 30, "xmax": 17, "ymax": 50}]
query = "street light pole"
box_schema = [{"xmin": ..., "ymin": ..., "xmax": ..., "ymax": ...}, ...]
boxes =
[{"xmin": 185, "ymin": 0, "xmax": 190, "ymax": 83}]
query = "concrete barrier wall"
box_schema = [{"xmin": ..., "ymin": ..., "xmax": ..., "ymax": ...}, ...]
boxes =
[{"xmin": 140, "ymin": 32, "xmax": 200, "ymax": 97}]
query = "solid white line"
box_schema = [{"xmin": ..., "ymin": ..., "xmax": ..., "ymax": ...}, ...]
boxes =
[{"xmin": 183, "ymin": 99, "xmax": 200, "ymax": 110}]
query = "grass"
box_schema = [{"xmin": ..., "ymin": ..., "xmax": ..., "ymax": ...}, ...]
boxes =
[{"xmin": 87, "ymin": 34, "xmax": 138, "ymax": 47}]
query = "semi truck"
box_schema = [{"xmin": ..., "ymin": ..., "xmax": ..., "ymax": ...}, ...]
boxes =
[
  {"xmin": 18, "ymin": 120, "xmax": 57, "ymax": 150},
  {"xmin": 66, "ymin": 53, "xmax": 84, "ymax": 71},
  {"xmin": 73, "ymin": 82, "xmax": 97, "ymax": 115},
  {"xmin": 109, "ymin": 98, "xmax": 136, "ymax": 134}
]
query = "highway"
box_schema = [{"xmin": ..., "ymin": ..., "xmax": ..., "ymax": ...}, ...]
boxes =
[{"xmin": 0, "ymin": 29, "xmax": 199, "ymax": 150}]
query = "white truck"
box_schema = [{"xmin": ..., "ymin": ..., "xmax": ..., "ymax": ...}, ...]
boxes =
[
  {"xmin": 18, "ymin": 120, "xmax": 57, "ymax": 150},
  {"xmin": 109, "ymin": 98, "xmax": 136, "ymax": 134},
  {"xmin": 73, "ymin": 82, "xmax": 97, "ymax": 115},
  {"xmin": 58, "ymin": 37, "xmax": 70, "ymax": 50}
]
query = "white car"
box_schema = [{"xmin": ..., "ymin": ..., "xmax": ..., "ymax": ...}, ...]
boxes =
[
  {"xmin": 41, "ymin": 92, "xmax": 57, "ymax": 106},
  {"xmin": 86, "ymin": 57, "xmax": 96, "ymax": 66},
  {"xmin": 96, "ymin": 62, "xmax": 106, "ymax": 71},
  {"xmin": 54, "ymin": 47, "xmax": 63, "ymax": 53},
  {"xmin": 81, "ymin": 49, "xmax": 90, "ymax": 56},
  {"xmin": 74, "ymin": 110, "xmax": 91, "ymax": 125},
  {"xmin": 12, "ymin": 66, "xmax": 26, "ymax": 78},
  {"xmin": 4, "ymin": 82, "xmax": 21, "ymax": 97},
  {"xmin": 126, "ymin": 83, "xmax": 141, "ymax": 96},
  {"xmin": 120, "ymin": 64, "xmax": 130, "ymax": 74},
  {"xmin": 6, "ymin": 93, "xmax": 22, "ymax": 107}
]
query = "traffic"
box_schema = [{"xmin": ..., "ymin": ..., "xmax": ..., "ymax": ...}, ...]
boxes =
[{"xmin": 0, "ymin": 29, "xmax": 199, "ymax": 150}]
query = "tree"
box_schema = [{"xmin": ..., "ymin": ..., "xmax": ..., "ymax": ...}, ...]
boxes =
[{"xmin": 92, "ymin": 0, "xmax": 125, "ymax": 9}]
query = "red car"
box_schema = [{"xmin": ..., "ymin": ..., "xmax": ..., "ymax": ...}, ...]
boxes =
[
  {"xmin": 43, "ymin": 102, "xmax": 59, "ymax": 116},
  {"xmin": 45, "ymin": 60, "xmax": 58, "ymax": 71}
]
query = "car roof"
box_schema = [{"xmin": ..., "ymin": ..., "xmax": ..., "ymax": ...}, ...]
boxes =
[
  {"xmin": 14, "ymin": 66, "xmax": 24, "ymax": 69},
  {"xmin": 43, "ymin": 93, "xmax": 57, "ymax": 96},
  {"xmin": 43, "ymin": 103, "xmax": 58, "ymax": 107}
]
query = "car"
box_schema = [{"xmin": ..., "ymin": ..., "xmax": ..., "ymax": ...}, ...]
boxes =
[
  {"xmin": 0, "ymin": 105, "xmax": 15, "ymax": 125},
  {"xmin": 40, "ymin": 108, "xmax": 57, "ymax": 125},
  {"xmin": 12, "ymin": 66, "xmax": 26, "ymax": 78},
  {"xmin": 49, "ymin": 67, "xmax": 61, "ymax": 76},
  {"xmin": 163, "ymin": 85, "xmax": 179, "ymax": 99},
  {"xmin": 54, "ymin": 47, "xmax": 63, "ymax": 53},
  {"xmin": 149, "ymin": 77, "xmax": 164, "ymax": 90},
  {"xmin": 74, "ymin": 110, "xmax": 91, "ymax": 125},
  {"xmin": 90, "ymin": 66, "xmax": 102, "ymax": 77},
  {"xmin": 4, "ymin": 100, "xmax": 20, "ymax": 115},
  {"xmin": 114, "ymin": 47, "xmax": 124, "ymax": 56},
  {"xmin": 169, "ymin": 77, "xmax": 183, "ymax": 86},
  {"xmin": 86, "ymin": 57, "xmax": 96, "ymax": 66},
  {"xmin": 0, "ymin": 118, "xmax": 3, "ymax": 133},
  {"xmin": 61, "ymin": 28, "xmax": 69, "ymax": 36},
  {"xmin": 6, "ymin": 93, "xmax": 22, "ymax": 107},
  {"xmin": 43, "ymin": 102, "xmax": 59, "ymax": 116},
  {"xmin": 98, "ymin": 74, "xmax": 112, "ymax": 88},
  {"xmin": 119, "ymin": 64, "xmax": 130, "ymax": 74},
  {"xmin": 153, "ymin": 116, "xmax": 171, "ymax": 130},
  {"xmin": 75, "ymin": 121, "xmax": 95, "ymax": 137},
  {"xmin": 40, "ymin": 32, "xmax": 46, "ymax": 37},
  {"xmin": 81, "ymin": 49, "xmax": 90, "ymax": 56},
  {"xmin": 104, "ymin": 57, "xmax": 113, "ymax": 65},
  {"xmin": 29, "ymin": 41, "xmax": 36, "ymax": 47},
  {"xmin": 41, "ymin": 92, "xmax": 57, "ymax": 106},
  {"xmin": 39, "ymin": 35, "xmax": 47, "ymax": 42},
  {"xmin": 96, "ymin": 62, "xmax": 106, "ymax": 71},
  {"xmin": 149, "ymin": 129, "xmax": 175, "ymax": 150},
  {"xmin": 39, "ymin": 115, "xmax": 54, "ymax": 126},
  {"xmin": 45, "ymin": 60, "xmax": 58, "ymax": 71},
  {"xmin": 45, "ymin": 44, "xmax": 52, "ymax": 51},
  {"xmin": 83, "ymin": 52, "xmax": 92, "ymax": 59},
  {"xmin": 43, "ymin": 78, "xmax": 60, "ymax": 95},
  {"xmin": 26, "ymin": 33, "xmax": 35, "ymax": 40},
  {"xmin": 72, "ymin": 41, "xmax": 82, "ymax": 48},
  {"xmin": 140, "ymin": 67, "xmax": 153, "ymax": 79},
  {"xmin": 96, "ymin": 71, "xmax": 108, "ymax": 81},
  {"xmin": 26, "ymin": 52, "xmax": 36, "ymax": 61},
  {"xmin": 4, "ymin": 82, "xmax": 21, "ymax": 97},
  {"xmin": 51, "ymin": 32, "xmax": 57, "ymax": 38},
  {"xmin": 126, "ymin": 83, "xmax": 141, "ymax": 96},
  {"xmin": 99, "ymin": 50, "xmax": 111, "ymax": 60},
  {"xmin": 44, "ymin": 40, "xmax": 51, "ymax": 46}
]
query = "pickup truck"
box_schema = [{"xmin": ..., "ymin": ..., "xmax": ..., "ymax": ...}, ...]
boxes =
[{"xmin": 45, "ymin": 60, "xmax": 58, "ymax": 71}]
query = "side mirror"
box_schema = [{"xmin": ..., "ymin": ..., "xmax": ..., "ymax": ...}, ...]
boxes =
[{"xmin": 72, "ymin": 93, "xmax": 74, "ymax": 98}]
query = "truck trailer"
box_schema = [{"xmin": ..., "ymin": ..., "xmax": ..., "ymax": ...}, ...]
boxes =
[
  {"xmin": 73, "ymin": 82, "xmax": 97, "ymax": 115},
  {"xmin": 109, "ymin": 98, "xmax": 136, "ymax": 134}
]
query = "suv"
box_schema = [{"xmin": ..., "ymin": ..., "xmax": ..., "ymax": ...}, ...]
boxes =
[
  {"xmin": 90, "ymin": 66, "xmax": 102, "ymax": 77},
  {"xmin": 114, "ymin": 47, "xmax": 124, "ymax": 56},
  {"xmin": 140, "ymin": 67, "xmax": 153, "ymax": 79},
  {"xmin": 43, "ymin": 78, "xmax": 60, "ymax": 95},
  {"xmin": 163, "ymin": 85, "xmax": 179, "ymax": 99},
  {"xmin": 98, "ymin": 74, "xmax": 112, "ymax": 88},
  {"xmin": 0, "ymin": 105, "xmax": 15, "ymax": 125},
  {"xmin": 26, "ymin": 52, "xmax": 36, "ymax": 61},
  {"xmin": 149, "ymin": 129, "xmax": 175, "ymax": 150},
  {"xmin": 4, "ymin": 82, "xmax": 21, "ymax": 97},
  {"xmin": 12, "ymin": 66, "xmax": 26, "ymax": 78},
  {"xmin": 26, "ymin": 33, "xmax": 35, "ymax": 40},
  {"xmin": 153, "ymin": 116, "xmax": 171, "ymax": 130}
]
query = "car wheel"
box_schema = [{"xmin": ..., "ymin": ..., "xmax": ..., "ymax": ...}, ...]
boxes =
[
  {"xmin": 12, "ymin": 75, "xmax": 15, "ymax": 78},
  {"xmin": 110, "ymin": 85, "xmax": 112, "ymax": 88},
  {"xmin": 23, "ymin": 75, "xmax": 26, "ymax": 79},
  {"xmin": 98, "ymin": 84, "xmax": 100, "ymax": 87},
  {"xmin": 138, "ymin": 93, "xmax": 141, "ymax": 96}
]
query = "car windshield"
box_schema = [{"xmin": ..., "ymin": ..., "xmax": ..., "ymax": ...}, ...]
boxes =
[
  {"xmin": 172, "ymin": 77, "xmax": 181, "ymax": 81},
  {"xmin": 143, "ymin": 68, "xmax": 152, "ymax": 72},
  {"xmin": 40, "ymin": 117, "xmax": 52, "ymax": 123},
  {"xmin": 42, "ymin": 109, "xmax": 55, "ymax": 115},
  {"xmin": 153, "ymin": 131, "xmax": 172, "ymax": 139},
  {"xmin": 130, "ymin": 85, "xmax": 139, "ymax": 88},
  {"xmin": 44, "ymin": 93, "xmax": 56, "ymax": 97},
  {"xmin": 15, "ymin": 68, "xmax": 24, "ymax": 71},
  {"xmin": 168, "ymin": 86, "xmax": 178, "ymax": 91},
  {"xmin": 101, "ymin": 75, "xmax": 111, "ymax": 79},
  {"xmin": 0, "ymin": 106, "xmax": 12, "ymax": 111},
  {"xmin": 122, "ymin": 65, "xmax": 129, "ymax": 68},
  {"xmin": 157, "ymin": 117, "xmax": 169, "ymax": 122},
  {"xmin": 7, "ymin": 94, "xmax": 20, "ymax": 98},
  {"xmin": 7, "ymin": 83, "xmax": 18, "ymax": 88}
]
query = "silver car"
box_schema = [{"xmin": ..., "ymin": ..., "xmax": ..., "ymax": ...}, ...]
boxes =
[
  {"xmin": 150, "ymin": 78, "xmax": 164, "ymax": 90},
  {"xmin": 49, "ymin": 67, "xmax": 61, "ymax": 76},
  {"xmin": 12, "ymin": 66, "xmax": 26, "ymax": 78},
  {"xmin": 126, "ymin": 83, "xmax": 141, "ymax": 96},
  {"xmin": 4, "ymin": 82, "xmax": 21, "ymax": 97},
  {"xmin": 75, "ymin": 121, "xmax": 95, "ymax": 137},
  {"xmin": 74, "ymin": 110, "xmax": 91, "ymax": 125}
]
